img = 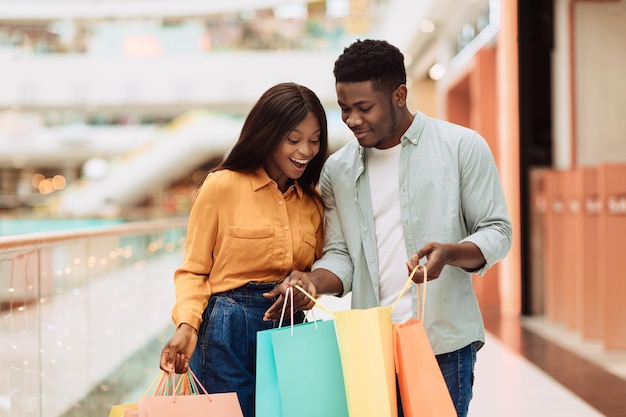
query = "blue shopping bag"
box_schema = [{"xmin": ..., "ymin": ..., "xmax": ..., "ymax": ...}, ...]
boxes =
[{"xmin": 255, "ymin": 289, "xmax": 349, "ymax": 417}]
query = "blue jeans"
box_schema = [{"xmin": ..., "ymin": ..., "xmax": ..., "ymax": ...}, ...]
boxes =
[
  {"xmin": 398, "ymin": 341, "xmax": 479, "ymax": 417},
  {"xmin": 189, "ymin": 282, "xmax": 303, "ymax": 417}
]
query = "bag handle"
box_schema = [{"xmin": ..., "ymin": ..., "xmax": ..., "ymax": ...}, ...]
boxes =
[
  {"xmin": 186, "ymin": 368, "xmax": 210, "ymax": 396},
  {"xmin": 391, "ymin": 265, "xmax": 428, "ymax": 320},
  {"xmin": 168, "ymin": 369, "xmax": 213, "ymax": 403},
  {"xmin": 139, "ymin": 370, "xmax": 168, "ymax": 399},
  {"xmin": 278, "ymin": 286, "xmax": 295, "ymax": 334},
  {"xmin": 277, "ymin": 286, "xmax": 320, "ymax": 332},
  {"xmin": 294, "ymin": 265, "xmax": 427, "ymax": 320},
  {"xmin": 293, "ymin": 284, "xmax": 337, "ymax": 319}
]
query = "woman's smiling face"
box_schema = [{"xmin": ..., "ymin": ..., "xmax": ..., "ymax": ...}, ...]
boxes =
[{"xmin": 264, "ymin": 111, "xmax": 321, "ymax": 192}]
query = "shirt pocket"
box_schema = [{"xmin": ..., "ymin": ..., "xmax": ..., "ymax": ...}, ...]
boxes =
[
  {"xmin": 225, "ymin": 226, "xmax": 274, "ymax": 271},
  {"xmin": 297, "ymin": 230, "xmax": 318, "ymax": 268}
]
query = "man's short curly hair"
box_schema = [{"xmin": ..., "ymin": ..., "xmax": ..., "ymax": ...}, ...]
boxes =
[{"xmin": 333, "ymin": 39, "xmax": 407, "ymax": 95}]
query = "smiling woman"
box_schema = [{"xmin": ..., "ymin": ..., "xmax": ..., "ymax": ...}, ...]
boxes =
[
  {"xmin": 265, "ymin": 111, "xmax": 322, "ymax": 192},
  {"xmin": 158, "ymin": 82, "xmax": 329, "ymax": 417}
]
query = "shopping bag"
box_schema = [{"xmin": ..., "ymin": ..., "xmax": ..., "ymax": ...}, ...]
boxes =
[
  {"xmin": 256, "ymin": 287, "xmax": 349, "ymax": 417},
  {"xmin": 292, "ymin": 284, "xmax": 398, "ymax": 417},
  {"xmin": 109, "ymin": 370, "xmax": 166, "ymax": 417},
  {"xmin": 334, "ymin": 305, "xmax": 397, "ymax": 417},
  {"xmin": 393, "ymin": 266, "xmax": 456, "ymax": 417},
  {"xmin": 138, "ymin": 369, "xmax": 244, "ymax": 417},
  {"xmin": 109, "ymin": 403, "xmax": 136, "ymax": 417}
]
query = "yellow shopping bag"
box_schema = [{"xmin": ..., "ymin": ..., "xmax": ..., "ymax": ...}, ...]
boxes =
[
  {"xmin": 295, "ymin": 287, "xmax": 397, "ymax": 417},
  {"xmin": 109, "ymin": 403, "xmax": 137, "ymax": 417},
  {"xmin": 335, "ymin": 306, "xmax": 396, "ymax": 417}
]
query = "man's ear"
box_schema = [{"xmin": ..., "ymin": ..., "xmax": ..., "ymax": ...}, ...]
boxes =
[{"xmin": 393, "ymin": 84, "xmax": 408, "ymax": 107}]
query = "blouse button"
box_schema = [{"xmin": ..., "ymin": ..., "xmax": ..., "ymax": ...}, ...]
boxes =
[
  {"xmin": 285, "ymin": 253, "xmax": 291, "ymax": 258},
  {"xmin": 278, "ymin": 200, "xmax": 284, "ymax": 205}
]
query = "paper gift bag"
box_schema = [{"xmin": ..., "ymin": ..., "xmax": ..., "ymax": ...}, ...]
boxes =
[
  {"xmin": 334, "ymin": 306, "xmax": 397, "ymax": 417},
  {"xmin": 292, "ymin": 284, "xmax": 398, "ymax": 417},
  {"xmin": 138, "ymin": 369, "xmax": 244, "ymax": 417},
  {"xmin": 256, "ymin": 288, "xmax": 349, "ymax": 417},
  {"xmin": 393, "ymin": 266, "xmax": 456, "ymax": 417},
  {"xmin": 109, "ymin": 403, "xmax": 136, "ymax": 417},
  {"xmin": 109, "ymin": 370, "xmax": 166, "ymax": 417},
  {"xmin": 138, "ymin": 392, "xmax": 242, "ymax": 417}
]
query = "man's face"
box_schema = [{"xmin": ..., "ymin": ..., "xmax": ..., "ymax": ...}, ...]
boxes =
[{"xmin": 336, "ymin": 80, "xmax": 400, "ymax": 149}]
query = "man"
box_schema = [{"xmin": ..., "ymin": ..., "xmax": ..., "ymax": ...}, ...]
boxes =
[{"xmin": 264, "ymin": 39, "xmax": 512, "ymax": 417}]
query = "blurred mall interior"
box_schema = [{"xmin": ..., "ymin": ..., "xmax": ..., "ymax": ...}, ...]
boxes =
[{"xmin": 1, "ymin": 0, "xmax": 626, "ymax": 416}]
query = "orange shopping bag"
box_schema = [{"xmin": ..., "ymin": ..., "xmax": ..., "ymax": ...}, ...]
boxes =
[{"xmin": 393, "ymin": 266, "xmax": 456, "ymax": 417}]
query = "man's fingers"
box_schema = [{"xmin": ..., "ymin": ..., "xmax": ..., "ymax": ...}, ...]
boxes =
[
  {"xmin": 263, "ymin": 286, "xmax": 282, "ymax": 299},
  {"xmin": 264, "ymin": 299, "xmax": 283, "ymax": 321}
]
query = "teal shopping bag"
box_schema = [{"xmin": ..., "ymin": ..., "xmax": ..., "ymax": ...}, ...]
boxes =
[{"xmin": 255, "ymin": 291, "xmax": 348, "ymax": 417}]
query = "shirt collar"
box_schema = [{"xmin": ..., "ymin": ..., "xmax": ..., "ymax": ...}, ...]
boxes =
[
  {"xmin": 249, "ymin": 167, "xmax": 273, "ymax": 191},
  {"xmin": 357, "ymin": 111, "xmax": 428, "ymax": 160},
  {"xmin": 249, "ymin": 167, "xmax": 304, "ymax": 199},
  {"xmin": 401, "ymin": 111, "xmax": 428, "ymax": 146}
]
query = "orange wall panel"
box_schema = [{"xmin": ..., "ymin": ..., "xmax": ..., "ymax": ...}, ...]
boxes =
[
  {"xmin": 543, "ymin": 170, "xmax": 567, "ymax": 324},
  {"xmin": 562, "ymin": 170, "xmax": 580, "ymax": 331},
  {"xmin": 577, "ymin": 167, "xmax": 602, "ymax": 340},
  {"xmin": 598, "ymin": 163, "xmax": 626, "ymax": 349}
]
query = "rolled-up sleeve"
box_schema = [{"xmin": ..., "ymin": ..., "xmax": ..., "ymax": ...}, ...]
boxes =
[{"xmin": 458, "ymin": 133, "xmax": 513, "ymax": 275}]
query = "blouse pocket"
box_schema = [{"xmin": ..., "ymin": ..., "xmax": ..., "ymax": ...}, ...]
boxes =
[
  {"xmin": 224, "ymin": 226, "xmax": 274, "ymax": 270},
  {"xmin": 298, "ymin": 230, "xmax": 319, "ymax": 268}
]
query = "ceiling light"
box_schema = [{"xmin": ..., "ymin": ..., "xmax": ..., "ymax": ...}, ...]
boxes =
[
  {"xmin": 428, "ymin": 63, "xmax": 446, "ymax": 81},
  {"xmin": 420, "ymin": 20, "xmax": 435, "ymax": 33}
]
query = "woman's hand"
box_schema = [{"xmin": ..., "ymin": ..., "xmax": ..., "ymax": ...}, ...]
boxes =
[
  {"xmin": 263, "ymin": 271, "xmax": 317, "ymax": 321},
  {"xmin": 160, "ymin": 323, "xmax": 198, "ymax": 374}
]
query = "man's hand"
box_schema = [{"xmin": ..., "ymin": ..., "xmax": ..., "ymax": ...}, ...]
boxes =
[
  {"xmin": 160, "ymin": 323, "xmax": 198, "ymax": 374},
  {"xmin": 263, "ymin": 271, "xmax": 317, "ymax": 321},
  {"xmin": 407, "ymin": 241, "xmax": 486, "ymax": 283}
]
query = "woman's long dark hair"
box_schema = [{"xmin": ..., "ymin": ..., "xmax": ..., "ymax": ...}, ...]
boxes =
[{"xmin": 215, "ymin": 82, "xmax": 328, "ymax": 198}]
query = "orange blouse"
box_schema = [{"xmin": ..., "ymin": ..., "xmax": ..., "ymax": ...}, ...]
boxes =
[{"xmin": 172, "ymin": 167, "xmax": 324, "ymax": 330}]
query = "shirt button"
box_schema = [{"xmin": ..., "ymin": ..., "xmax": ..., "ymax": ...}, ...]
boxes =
[
  {"xmin": 285, "ymin": 253, "xmax": 291, "ymax": 258},
  {"xmin": 284, "ymin": 225, "xmax": 289, "ymax": 230},
  {"xmin": 278, "ymin": 200, "xmax": 284, "ymax": 205}
]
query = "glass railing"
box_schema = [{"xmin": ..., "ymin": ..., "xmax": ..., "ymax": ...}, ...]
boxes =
[{"xmin": 0, "ymin": 218, "xmax": 187, "ymax": 417}]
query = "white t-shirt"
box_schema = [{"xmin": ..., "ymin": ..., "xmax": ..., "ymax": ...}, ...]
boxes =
[{"xmin": 366, "ymin": 144, "xmax": 412, "ymax": 323}]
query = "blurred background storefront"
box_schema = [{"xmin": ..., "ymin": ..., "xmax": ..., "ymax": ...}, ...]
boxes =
[{"xmin": 1, "ymin": 0, "xmax": 626, "ymax": 416}]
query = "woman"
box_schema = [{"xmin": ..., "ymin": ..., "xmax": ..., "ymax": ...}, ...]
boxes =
[{"xmin": 159, "ymin": 82, "xmax": 328, "ymax": 417}]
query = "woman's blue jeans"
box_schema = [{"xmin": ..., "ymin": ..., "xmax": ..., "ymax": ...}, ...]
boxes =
[
  {"xmin": 398, "ymin": 341, "xmax": 479, "ymax": 417},
  {"xmin": 189, "ymin": 282, "xmax": 303, "ymax": 417}
]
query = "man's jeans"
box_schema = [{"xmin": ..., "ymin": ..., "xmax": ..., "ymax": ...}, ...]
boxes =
[
  {"xmin": 398, "ymin": 341, "xmax": 479, "ymax": 417},
  {"xmin": 189, "ymin": 282, "xmax": 303, "ymax": 417}
]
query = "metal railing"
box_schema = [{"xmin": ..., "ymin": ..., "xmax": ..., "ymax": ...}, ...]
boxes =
[{"xmin": 0, "ymin": 218, "xmax": 187, "ymax": 417}]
